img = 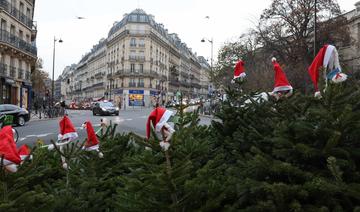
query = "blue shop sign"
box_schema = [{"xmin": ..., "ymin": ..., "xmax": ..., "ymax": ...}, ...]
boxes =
[
  {"xmin": 150, "ymin": 90, "xmax": 159, "ymax": 96},
  {"xmin": 129, "ymin": 90, "xmax": 144, "ymax": 94}
]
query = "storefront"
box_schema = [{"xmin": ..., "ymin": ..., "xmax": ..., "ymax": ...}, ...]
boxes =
[
  {"xmin": 129, "ymin": 90, "xmax": 144, "ymax": 106},
  {"xmin": 0, "ymin": 78, "xmax": 15, "ymax": 104}
]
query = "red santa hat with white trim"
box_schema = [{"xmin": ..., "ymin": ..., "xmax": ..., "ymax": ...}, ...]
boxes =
[
  {"xmin": 233, "ymin": 59, "xmax": 246, "ymax": 80},
  {"xmin": 308, "ymin": 44, "xmax": 347, "ymax": 97},
  {"xmin": 271, "ymin": 57, "xmax": 293, "ymax": 93},
  {"xmin": 146, "ymin": 107, "xmax": 173, "ymax": 139},
  {"xmin": 58, "ymin": 116, "xmax": 78, "ymax": 142},
  {"xmin": 0, "ymin": 126, "xmax": 21, "ymax": 172},
  {"xmin": 18, "ymin": 144, "xmax": 32, "ymax": 161},
  {"xmin": 82, "ymin": 121, "xmax": 103, "ymax": 158}
]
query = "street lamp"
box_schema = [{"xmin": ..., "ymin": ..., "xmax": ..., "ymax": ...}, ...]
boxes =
[
  {"xmin": 314, "ymin": 0, "xmax": 317, "ymax": 57},
  {"xmin": 52, "ymin": 36, "xmax": 63, "ymax": 106},
  {"xmin": 201, "ymin": 38, "xmax": 213, "ymax": 69}
]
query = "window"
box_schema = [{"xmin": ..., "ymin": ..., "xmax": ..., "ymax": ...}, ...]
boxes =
[
  {"xmin": 139, "ymin": 64, "xmax": 144, "ymax": 73},
  {"xmin": 19, "ymin": 2, "xmax": 24, "ymax": 13},
  {"xmin": 0, "ymin": 19, "xmax": 6, "ymax": 30},
  {"xmin": 19, "ymin": 30, "xmax": 23, "ymax": 39},
  {"xmin": 130, "ymin": 15, "xmax": 137, "ymax": 22},
  {"xmin": 130, "ymin": 64, "xmax": 135, "ymax": 72},
  {"xmin": 139, "ymin": 39, "xmax": 145, "ymax": 47},
  {"xmin": 26, "ymin": 8, "xmax": 31, "ymax": 18},
  {"xmin": 130, "ymin": 38, "xmax": 136, "ymax": 47},
  {"xmin": 139, "ymin": 15, "xmax": 146, "ymax": 22}
]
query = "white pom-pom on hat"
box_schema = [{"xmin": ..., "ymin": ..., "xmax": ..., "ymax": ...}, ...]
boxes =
[{"xmin": 271, "ymin": 57, "xmax": 277, "ymax": 62}]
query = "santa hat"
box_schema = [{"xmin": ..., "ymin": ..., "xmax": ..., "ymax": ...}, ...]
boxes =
[
  {"xmin": 82, "ymin": 121, "xmax": 99, "ymax": 150},
  {"xmin": 146, "ymin": 107, "xmax": 173, "ymax": 139},
  {"xmin": 233, "ymin": 59, "xmax": 246, "ymax": 80},
  {"xmin": 0, "ymin": 126, "xmax": 21, "ymax": 172},
  {"xmin": 271, "ymin": 57, "xmax": 293, "ymax": 93},
  {"xmin": 58, "ymin": 116, "xmax": 78, "ymax": 142},
  {"xmin": 308, "ymin": 44, "xmax": 347, "ymax": 96},
  {"xmin": 18, "ymin": 144, "xmax": 32, "ymax": 161},
  {"xmin": 82, "ymin": 121, "xmax": 103, "ymax": 158}
]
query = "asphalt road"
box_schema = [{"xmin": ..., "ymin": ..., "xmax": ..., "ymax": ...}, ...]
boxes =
[{"xmin": 15, "ymin": 107, "xmax": 213, "ymax": 147}]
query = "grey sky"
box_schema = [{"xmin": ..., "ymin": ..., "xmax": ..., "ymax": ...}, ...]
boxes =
[{"xmin": 33, "ymin": 0, "xmax": 357, "ymax": 79}]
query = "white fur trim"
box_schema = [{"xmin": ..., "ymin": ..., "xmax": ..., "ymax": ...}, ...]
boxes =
[
  {"xmin": 272, "ymin": 86, "xmax": 293, "ymax": 93},
  {"xmin": 2, "ymin": 158, "xmax": 18, "ymax": 166},
  {"xmin": 98, "ymin": 152, "xmax": 104, "ymax": 158},
  {"xmin": 5, "ymin": 164, "xmax": 18, "ymax": 172},
  {"xmin": 234, "ymin": 72, "xmax": 246, "ymax": 79},
  {"xmin": 83, "ymin": 144, "xmax": 100, "ymax": 151},
  {"xmin": 58, "ymin": 132, "xmax": 78, "ymax": 141},
  {"xmin": 323, "ymin": 45, "xmax": 335, "ymax": 68},
  {"xmin": 20, "ymin": 155, "xmax": 32, "ymax": 161},
  {"xmin": 331, "ymin": 73, "xmax": 347, "ymax": 83},
  {"xmin": 155, "ymin": 110, "xmax": 173, "ymax": 132}
]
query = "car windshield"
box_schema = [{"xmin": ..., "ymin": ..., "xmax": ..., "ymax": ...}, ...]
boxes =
[{"xmin": 100, "ymin": 102, "xmax": 114, "ymax": 107}]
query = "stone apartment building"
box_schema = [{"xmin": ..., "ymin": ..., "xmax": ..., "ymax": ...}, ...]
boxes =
[
  {"xmin": 62, "ymin": 9, "xmax": 210, "ymax": 108},
  {"xmin": 0, "ymin": 0, "xmax": 37, "ymax": 109},
  {"xmin": 340, "ymin": 1, "xmax": 360, "ymax": 73}
]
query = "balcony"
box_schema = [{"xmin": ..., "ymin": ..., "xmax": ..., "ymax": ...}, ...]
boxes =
[
  {"xmin": 128, "ymin": 55, "xmax": 145, "ymax": 62},
  {"xmin": 18, "ymin": 68, "xmax": 24, "ymax": 79},
  {"xmin": 107, "ymin": 73, "xmax": 113, "ymax": 79},
  {"xmin": 169, "ymin": 79, "xmax": 180, "ymax": 87},
  {"xmin": 0, "ymin": 0, "xmax": 33, "ymax": 29},
  {"xmin": 0, "ymin": 63, "xmax": 8, "ymax": 77},
  {"xmin": 0, "ymin": 29, "xmax": 37, "ymax": 57},
  {"xmin": 95, "ymin": 72, "xmax": 104, "ymax": 78},
  {"xmin": 128, "ymin": 29, "xmax": 149, "ymax": 36},
  {"xmin": 9, "ymin": 66, "xmax": 16, "ymax": 78},
  {"xmin": 137, "ymin": 82, "xmax": 145, "ymax": 87}
]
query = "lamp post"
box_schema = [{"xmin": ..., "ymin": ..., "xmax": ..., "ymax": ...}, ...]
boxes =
[
  {"xmin": 201, "ymin": 37, "xmax": 214, "ymax": 115},
  {"xmin": 314, "ymin": 0, "xmax": 317, "ymax": 57},
  {"xmin": 52, "ymin": 36, "xmax": 63, "ymax": 106}
]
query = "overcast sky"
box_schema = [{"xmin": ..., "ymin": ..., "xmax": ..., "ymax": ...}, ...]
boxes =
[{"xmin": 33, "ymin": 0, "xmax": 356, "ymax": 79}]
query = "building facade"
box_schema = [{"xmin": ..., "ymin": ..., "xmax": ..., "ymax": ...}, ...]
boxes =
[
  {"xmin": 0, "ymin": 0, "xmax": 37, "ymax": 109},
  {"xmin": 62, "ymin": 9, "xmax": 209, "ymax": 108},
  {"xmin": 339, "ymin": 1, "xmax": 360, "ymax": 73}
]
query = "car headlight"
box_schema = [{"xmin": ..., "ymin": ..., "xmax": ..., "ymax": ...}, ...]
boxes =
[
  {"xmin": 101, "ymin": 108, "xmax": 106, "ymax": 111},
  {"xmin": 115, "ymin": 107, "xmax": 119, "ymax": 111}
]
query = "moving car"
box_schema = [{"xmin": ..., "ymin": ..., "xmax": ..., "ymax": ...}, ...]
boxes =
[
  {"xmin": 92, "ymin": 101, "xmax": 119, "ymax": 116},
  {"xmin": 0, "ymin": 104, "xmax": 30, "ymax": 126}
]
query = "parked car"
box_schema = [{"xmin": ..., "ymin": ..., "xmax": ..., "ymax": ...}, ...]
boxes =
[
  {"xmin": 92, "ymin": 101, "xmax": 119, "ymax": 116},
  {"xmin": 0, "ymin": 104, "xmax": 30, "ymax": 126}
]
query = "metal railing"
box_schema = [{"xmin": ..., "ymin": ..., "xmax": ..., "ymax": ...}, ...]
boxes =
[
  {"xmin": 128, "ymin": 82, "xmax": 136, "ymax": 87},
  {"xmin": 0, "ymin": 29, "xmax": 37, "ymax": 56},
  {"xmin": 0, "ymin": 0, "xmax": 33, "ymax": 28}
]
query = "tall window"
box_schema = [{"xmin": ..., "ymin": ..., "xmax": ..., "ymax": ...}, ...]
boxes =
[
  {"xmin": 130, "ymin": 38, "xmax": 136, "ymax": 47},
  {"xmin": 0, "ymin": 19, "xmax": 6, "ymax": 30},
  {"xmin": 139, "ymin": 39, "xmax": 145, "ymax": 47},
  {"xmin": 139, "ymin": 64, "xmax": 144, "ymax": 73},
  {"xmin": 19, "ymin": 2, "xmax": 24, "ymax": 13},
  {"xmin": 26, "ymin": 8, "xmax": 31, "ymax": 18},
  {"xmin": 19, "ymin": 30, "xmax": 23, "ymax": 40},
  {"xmin": 130, "ymin": 64, "xmax": 135, "ymax": 72}
]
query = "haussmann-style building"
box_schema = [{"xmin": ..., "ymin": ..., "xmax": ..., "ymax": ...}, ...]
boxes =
[
  {"xmin": 0, "ymin": 0, "xmax": 37, "ymax": 109},
  {"xmin": 62, "ymin": 9, "xmax": 211, "ymax": 109}
]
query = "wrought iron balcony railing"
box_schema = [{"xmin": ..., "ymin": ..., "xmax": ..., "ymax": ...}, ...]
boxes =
[
  {"xmin": 0, "ymin": 0, "xmax": 33, "ymax": 28},
  {"xmin": 0, "ymin": 29, "xmax": 37, "ymax": 56}
]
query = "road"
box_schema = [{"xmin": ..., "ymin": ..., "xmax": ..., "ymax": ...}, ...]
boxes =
[{"xmin": 15, "ymin": 107, "xmax": 213, "ymax": 147}]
